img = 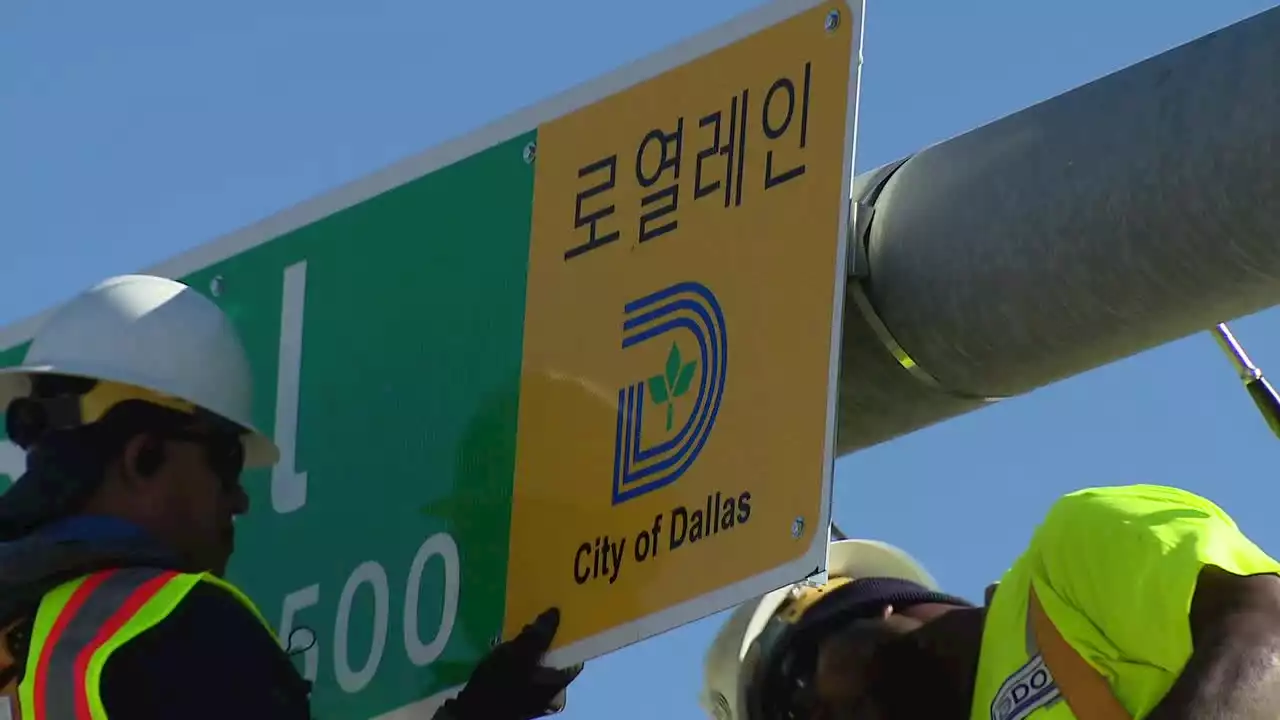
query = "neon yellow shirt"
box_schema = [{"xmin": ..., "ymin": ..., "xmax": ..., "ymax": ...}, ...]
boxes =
[{"xmin": 969, "ymin": 484, "xmax": 1280, "ymax": 720}]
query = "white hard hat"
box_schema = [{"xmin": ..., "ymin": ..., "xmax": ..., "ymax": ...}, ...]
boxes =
[
  {"xmin": 0, "ymin": 274, "xmax": 279, "ymax": 468},
  {"xmin": 701, "ymin": 539, "xmax": 938, "ymax": 720}
]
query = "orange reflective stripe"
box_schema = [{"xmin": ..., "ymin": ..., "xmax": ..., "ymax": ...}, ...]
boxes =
[
  {"xmin": 17, "ymin": 568, "xmax": 270, "ymax": 720},
  {"xmin": 79, "ymin": 572, "xmax": 201, "ymax": 718},
  {"xmin": 72, "ymin": 570, "xmax": 176, "ymax": 719},
  {"xmin": 29, "ymin": 573, "xmax": 106, "ymax": 720},
  {"xmin": 26, "ymin": 568, "xmax": 180, "ymax": 720},
  {"xmin": 1029, "ymin": 586, "xmax": 1131, "ymax": 720}
]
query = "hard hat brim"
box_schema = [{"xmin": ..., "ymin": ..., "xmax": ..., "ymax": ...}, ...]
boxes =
[
  {"xmin": 240, "ymin": 431, "xmax": 281, "ymax": 470},
  {"xmin": 0, "ymin": 364, "xmax": 280, "ymax": 469},
  {"xmin": 827, "ymin": 539, "xmax": 940, "ymax": 590}
]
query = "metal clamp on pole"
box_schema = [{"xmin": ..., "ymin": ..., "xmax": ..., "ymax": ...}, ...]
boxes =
[{"xmin": 846, "ymin": 159, "xmax": 1004, "ymax": 404}]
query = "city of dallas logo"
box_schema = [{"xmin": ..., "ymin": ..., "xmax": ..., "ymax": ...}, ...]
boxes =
[{"xmin": 612, "ymin": 281, "xmax": 727, "ymax": 506}]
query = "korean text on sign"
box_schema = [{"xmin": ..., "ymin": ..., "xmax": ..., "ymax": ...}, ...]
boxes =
[{"xmin": 566, "ymin": 61, "xmax": 817, "ymax": 261}]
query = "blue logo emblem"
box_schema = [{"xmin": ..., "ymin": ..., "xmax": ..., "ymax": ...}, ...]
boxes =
[
  {"xmin": 990, "ymin": 654, "xmax": 1061, "ymax": 720},
  {"xmin": 612, "ymin": 281, "xmax": 728, "ymax": 505}
]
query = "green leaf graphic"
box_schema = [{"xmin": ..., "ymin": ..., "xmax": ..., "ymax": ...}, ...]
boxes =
[
  {"xmin": 665, "ymin": 343, "xmax": 681, "ymax": 390},
  {"xmin": 672, "ymin": 360, "xmax": 697, "ymax": 397},
  {"xmin": 666, "ymin": 403, "xmax": 675, "ymax": 431},
  {"xmin": 647, "ymin": 375, "xmax": 669, "ymax": 404}
]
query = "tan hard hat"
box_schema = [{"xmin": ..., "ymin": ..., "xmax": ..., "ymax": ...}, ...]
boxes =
[{"xmin": 700, "ymin": 539, "xmax": 938, "ymax": 720}]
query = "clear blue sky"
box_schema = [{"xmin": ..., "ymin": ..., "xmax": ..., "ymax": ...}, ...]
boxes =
[{"xmin": 4, "ymin": 0, "xmax": 1279, "ymax": 718}]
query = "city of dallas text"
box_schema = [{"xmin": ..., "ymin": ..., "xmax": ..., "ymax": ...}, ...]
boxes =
[{"xmin": 573, "ymin": 489, "xmax": 753, "ymax": 586}]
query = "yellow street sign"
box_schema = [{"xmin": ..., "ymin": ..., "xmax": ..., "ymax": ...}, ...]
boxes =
[{"xmin": 506, "ymin": 0, "xmax": 863, "ymax": 661}]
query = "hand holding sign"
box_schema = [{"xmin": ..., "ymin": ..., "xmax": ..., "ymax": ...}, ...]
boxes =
[{"xmin": 435, "ymin": 608, "xmax": 583, "ymax": 720}]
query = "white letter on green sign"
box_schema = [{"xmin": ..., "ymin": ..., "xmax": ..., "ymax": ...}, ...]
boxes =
[{"xmin": 273, "ymin": 260, "xmax": 309, "ymax": 514}]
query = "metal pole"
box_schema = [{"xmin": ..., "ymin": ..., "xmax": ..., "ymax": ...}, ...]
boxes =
[{"xmin": 834, "ymin": 5, "xmax": 1280, "ymax": 456}]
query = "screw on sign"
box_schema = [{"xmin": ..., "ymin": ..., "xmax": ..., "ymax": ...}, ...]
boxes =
[{"xmin": 791, "ymin": 517, "xmax": 806, "ymax": 538}]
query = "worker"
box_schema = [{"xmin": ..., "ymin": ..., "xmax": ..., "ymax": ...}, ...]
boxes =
[
  {"xmin": 702, "ymin": 483, "xmax": 1280, "ymax": 719},
  {"xmin": 0, "ymin": 273, "xmax": 578, "ymax": 719}
]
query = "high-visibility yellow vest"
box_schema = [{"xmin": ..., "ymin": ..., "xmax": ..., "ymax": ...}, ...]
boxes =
[{"xmin": 6, "ymin": 566, "xmax": 273, "ymax": 719}]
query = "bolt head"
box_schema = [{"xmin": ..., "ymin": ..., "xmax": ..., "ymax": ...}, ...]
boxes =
[
  {"xmin": 824, "ymin": 10, "xmax": 841, "ymax": 31},
  {"xmin": 791, "ymin": 517, "xmax": 805, "ymax": 538},
  {"xmin": 522, "ymin": 142, "xmax": 537, "ymax": 164},
  {"xmin": 209, "ymin": 276, "xmax": 224, "ymax": 297}
]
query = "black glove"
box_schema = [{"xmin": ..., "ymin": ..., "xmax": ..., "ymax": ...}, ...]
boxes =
[{"xmin": 434, "ymin": 607, "xmax": 584, "ymax": 720}]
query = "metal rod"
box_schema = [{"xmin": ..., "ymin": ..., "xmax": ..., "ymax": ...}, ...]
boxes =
[
  {"xmin": 1210, "ymin": 323, "xmax": 1280, "ymax": 441},
  {"xmin": 834, "ymin": 5, "xmax": 1280, "ymax": 456},
  {"xmin": 1212, "ymin": 323, "xmax": 1263, "ymax": 383}
]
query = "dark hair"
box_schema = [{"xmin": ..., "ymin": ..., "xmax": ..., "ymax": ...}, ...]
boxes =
[
  {"xmin": 0, "ymin": 376, "xmax": 192, "ymax": 540},
  {"xmin": 828, "ymin": 614, "xmax": 906, "ymax": 656},
  {"xmin": 825, "ymin": 614, "xmax": 974, "ymax": 719}
]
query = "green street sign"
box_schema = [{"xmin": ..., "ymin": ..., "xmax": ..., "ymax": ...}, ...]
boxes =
[
  {"xmin": 0, "ymin": 0, "xmax": 864, "ymax": 716},
  {"xmin": 0, "ymin": 132, "xmax": 536, "ymax": 718}
]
